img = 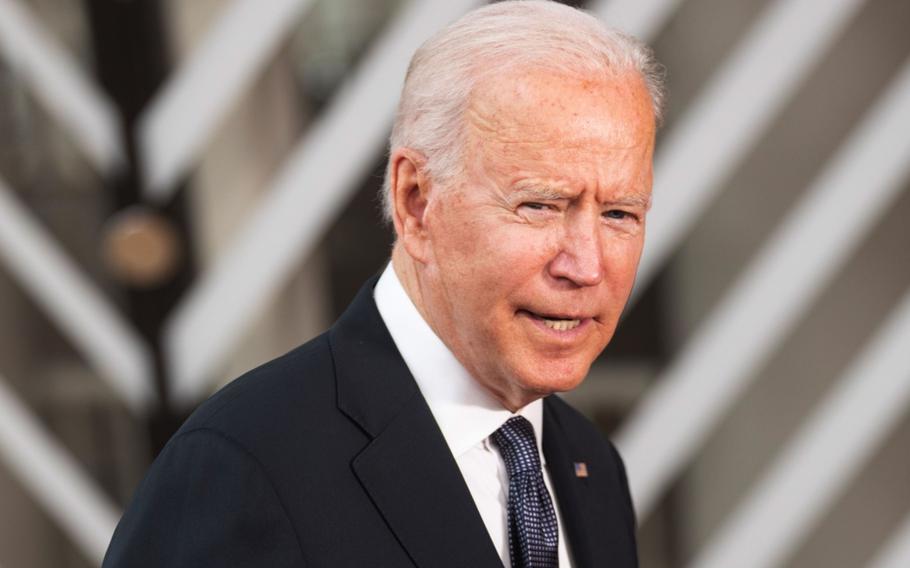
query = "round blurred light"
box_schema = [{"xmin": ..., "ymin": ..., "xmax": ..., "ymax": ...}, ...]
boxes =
[{"xmin": 102, "ymin": 206, "xmax": 181, "ymax": 287}]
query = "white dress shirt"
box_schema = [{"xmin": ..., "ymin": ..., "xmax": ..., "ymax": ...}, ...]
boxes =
[{"xmin": 374, "ymin": 265, "xmax": 574, "ymax": 568}]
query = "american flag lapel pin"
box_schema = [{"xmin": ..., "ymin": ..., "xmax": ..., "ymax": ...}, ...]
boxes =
[{"xmin": 574, "ymin": 462, "xmax": 589, "ymax": 478}]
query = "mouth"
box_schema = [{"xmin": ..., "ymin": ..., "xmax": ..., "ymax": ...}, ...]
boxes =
[{"xmin": 517, "ymin": 309, "xmax": 589, "ymax": 332}]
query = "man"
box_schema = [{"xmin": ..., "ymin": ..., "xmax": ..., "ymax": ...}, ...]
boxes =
[{"xmin": 103, "ymin": 1, "xmax": 663, "ymax": 567}]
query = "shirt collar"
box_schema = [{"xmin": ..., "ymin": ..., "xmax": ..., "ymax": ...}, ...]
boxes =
[{"xmin": 374, "ymin": 264, "xmax": 544, "ymax": 461}]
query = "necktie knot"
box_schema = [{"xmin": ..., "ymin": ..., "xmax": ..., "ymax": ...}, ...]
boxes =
[{"xmin": 491, "ymin": 416, "xmax": 542, "ymax": 476}]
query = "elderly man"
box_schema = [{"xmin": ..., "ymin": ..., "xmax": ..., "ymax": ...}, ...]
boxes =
[{"xmin": 103, "ymin": 1, "xmax": 663, "ymax": 567}]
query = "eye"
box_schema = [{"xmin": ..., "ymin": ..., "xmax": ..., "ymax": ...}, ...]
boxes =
[
  {"xmin": 517, "ymin": 202, "xmax": 560, "ymax": 216},
  {"xmin": 604, "ymin": 209, "xmax": 634, "ymax": 220},
  {"xmin": 516, "ymin": 201, "xmax": 560, "ymax": 222}
]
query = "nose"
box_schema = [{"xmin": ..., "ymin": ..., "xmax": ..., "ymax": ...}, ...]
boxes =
[{"xmin": 547, "ymin": 212, "xmax": 605, "ymax": 287}]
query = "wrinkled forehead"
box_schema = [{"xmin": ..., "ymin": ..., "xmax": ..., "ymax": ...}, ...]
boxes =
[{"xmin": 465, "ymin": 67, "xmax": 656, "ymax": 151}]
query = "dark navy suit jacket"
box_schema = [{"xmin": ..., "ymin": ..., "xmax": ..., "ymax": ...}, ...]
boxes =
[{"xmin": 103, "ymin": 278, "xmax": 638, "ymax": 567}]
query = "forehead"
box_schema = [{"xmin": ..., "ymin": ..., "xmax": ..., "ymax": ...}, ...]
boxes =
[
  {"xmin": 461, "ymin": 68, "xmax": 656, "ymax": 198},
  {"xmin": 465, "ymin": 67, "xmax": 655, "ymax": 153}
]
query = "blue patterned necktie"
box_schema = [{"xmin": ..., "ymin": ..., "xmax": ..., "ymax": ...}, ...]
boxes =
[{"xmin": 491, "ymin": 416, "xmax": 559, "ymax": 568}]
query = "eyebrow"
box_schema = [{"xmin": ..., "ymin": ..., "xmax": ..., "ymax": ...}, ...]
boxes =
[
  {"xmin": 606, "ymin": 194, "xmax": 652, "ymax": 210},
  {"xmin": 508, "ymin": 185, "xmax": 652, "ymax": 209},
  {"xmin": 507, "ymin": 185, "xmax": 572, "ymax": 203}
]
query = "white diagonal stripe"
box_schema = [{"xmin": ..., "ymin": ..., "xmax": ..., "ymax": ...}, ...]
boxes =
[
  {"xmin": 632, "ymin": 0, "xmax": 866, "ymax": 299},
  {"xmin": 589, "ymin": 0, "xmax": 685, "ymax": 41},
  {"xmin": 868, "ymin": 512, "xmax": 910, "ymax": 568},
  {"xmin": 0, "ymin": 177, "xmax": 154, "ymax": 412},
  {"xmin": 0, "ymin": 374, "xmax": 119, "ymax": 565},
  {"xmin": 0, "ymin": 0, "xmax": 123, "ymax": 172},
  {"xmin": 618, "ymin": 55, "xmax": 910, "ymax": 517},
  {"xmin": 164, "ymin": 0, "xmax": 483, "ymax": 404},
  {"xmin": 138, "ymin": 0, "xmax": 315, "ymax": 199},
  {"xmin": 690, "ymin": 286, "xmax": 910, "ymax": 568}
]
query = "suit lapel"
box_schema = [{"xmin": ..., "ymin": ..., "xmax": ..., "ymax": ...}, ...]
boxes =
[
  {"xmin": 352, "ymin": 394, "xmax": 503, "ymax": 568},
  {"xmin": 543, "ymin": 397, "xmax": 611, "ymax": 568},
  {"xmin": 330, "ymin": 278, "xmax": 502, "ymax": 568}
]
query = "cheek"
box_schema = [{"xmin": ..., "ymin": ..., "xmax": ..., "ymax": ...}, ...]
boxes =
[
  {"xmin": 604, "ymin": 234, "xmax": 644, "ymax": 269},
  {"xmin": 443, "ymin": 213, "xmax": 543, "ymax": 266},
  {"xmin": 447, "ymin": 227, "xmax": 555, "ymax": 315},
  {"xmin": 601, "ymin": 237, "xmax": 645, "ymax": 299},
  {"xmin": 481, "ymin": 225, "xmax": 559, "ymax": 281}
]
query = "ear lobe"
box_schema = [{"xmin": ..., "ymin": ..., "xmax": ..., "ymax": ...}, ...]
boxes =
[{"xmin": 389, "ymin": 148, "xmax": 432, "ymax": 262}]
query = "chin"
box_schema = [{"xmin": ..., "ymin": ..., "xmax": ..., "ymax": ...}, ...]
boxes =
[{"xmin": 514, "ymin": 359, "xmax": 592, "ymax": 397}]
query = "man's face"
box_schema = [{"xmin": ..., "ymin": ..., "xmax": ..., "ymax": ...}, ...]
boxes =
[{"xmin": 414, "ymin": 68, "xmax": 656, "ymax": 410}]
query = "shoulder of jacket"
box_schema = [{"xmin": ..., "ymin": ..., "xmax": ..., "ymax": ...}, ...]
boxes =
[{"xmin": 176, "ymin": 332, "xmax": 334, "ymax": 437}]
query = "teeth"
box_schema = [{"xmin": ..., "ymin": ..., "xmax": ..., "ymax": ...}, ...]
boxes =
[{"xmin": 542, "ymin": 318, "xmax": 581, "ymax": 331}]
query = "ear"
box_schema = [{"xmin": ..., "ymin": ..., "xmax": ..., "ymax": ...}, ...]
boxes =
[{"xmin": 388, "ymin": 147, "xmax": 433, "ymax": 263}]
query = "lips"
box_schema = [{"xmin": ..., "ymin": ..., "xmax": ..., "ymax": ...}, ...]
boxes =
[
  {"xmin": 518, "ymin": 309, "xmax": 587, "ymax": 332},
  {"xmin": 541, "ymin": 318, "xmax": 581, "ymax": 331}
]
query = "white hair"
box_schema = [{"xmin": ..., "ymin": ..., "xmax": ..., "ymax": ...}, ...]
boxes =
[{"xmin": 382, "ymin": 0, "xmax": 666, "ymax": 222}]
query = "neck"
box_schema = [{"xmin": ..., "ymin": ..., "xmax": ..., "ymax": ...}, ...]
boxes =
[{"xmin": 391, "ymin": 245, "xmax": 427, "ymax": 323}]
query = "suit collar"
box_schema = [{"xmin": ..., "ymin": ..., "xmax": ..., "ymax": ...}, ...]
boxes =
[
  {"xmin": 330, "ymin": 274, "xmax": 417, "ymax": 438},
  {"xmin": 329, "ymin": 276, "xmax": 502, "ymax": 568}
]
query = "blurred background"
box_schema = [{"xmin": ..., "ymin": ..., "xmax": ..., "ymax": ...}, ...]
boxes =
[{"xmin": 0, "ymin": 0, "xmax": 909, "ymax": 566}]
